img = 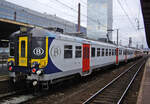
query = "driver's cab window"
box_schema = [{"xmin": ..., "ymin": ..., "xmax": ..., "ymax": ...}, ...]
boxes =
[{"xmin": 21, "ymin": 41, "xmax": 25, "ymax": 57}]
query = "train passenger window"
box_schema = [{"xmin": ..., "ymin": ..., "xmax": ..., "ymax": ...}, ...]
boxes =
[
  {"xmin": 112, "ymin": 49, "xmax": 115, "ymax": 55},
  {"xmin": 21, "ymin": 41, "xmax": 25, "ymax": 57},
  {"xmin": 109, "ymin": 49, "xmax": 111, "ymax": 56},
  {"xmin": 97, "ymin": 48, "xmax": 100, "ymax": 57},
  {"xmin": 129, "ymin": 50, "xmax": 130, "ymax": 55},
  {"xmin": 112, "ymin": 49, "xmax": 114, "ymax": 56},
  {"xmin": 119, "ymin": 50, "xmax": 122, "ymax": 55},
  {"xmin": 106, "ymin": 49, "xmax": 108, "ymax": 56},
  {"xmin": 123, "ymin": 50, "xmax": 125, "ymax": 55},
  {"xmin": 91, "ymin": 47, "xmax": 95, "ymax": 57},
  {"xmin": 102, "ymin": 48, "xmax": 104, "ymax": 56},
  {"xmin": 75, "ymin": 46, "xmax": 82, "ymax": 58},
  {"xmin": 113, "ymin": 49, "xmax": 115, "ymax": 56},
  {"xmin": 64, "ymin": 45, "xmax": 72, "ymax": 58},
  {"xmin": 127, "ymin": 50, "xmax": 129, "ymax": 55}
]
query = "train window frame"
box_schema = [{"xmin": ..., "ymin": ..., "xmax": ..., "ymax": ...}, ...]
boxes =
[
  {"xmin": 112, "ymin": 49, "xmax": 114, "ymax": 56},
  {"xmin": 21, "ymin": 41, "xmax": 25, "ymax": 57},
  {"xmin": 112, "ymin": 49, "xmax": 113, "ymax": 56},
  {"xmin": 119, "ymin": 49, "xmax": 122, "ymax": 55},
  {"xmin": 102, "ymin": 48, "xmax": 105, "ymax": 56},
  {"xmin": 91, "ymin": 47, "xmax": 95, "ymax": 57},
  {"xmin": 123, "ymin": 50, "xmax": 125, "ymax": 55},
  {"xmin": 97, "ymin": 48, "xmax": 100, "ymax": 57},
  {"xmin": 106, "ymin": 49, "xmax": 108, "ymax": 56},
  {"xmin": 112, "ymin": 49, "xmax": 115, "ymax": 56},
  {"xmin": 75, "ymin": 46, "xmax": 82, "ymax": 58},
  {"xmin": 120, "ymin": 50, "xmax": 122, "ymax": 55},
  {"xmin": 109, "ymin": 49, "xmax": 111, "ymax": 56},
  {"xmin": 64, "ymin": 45, "xmax": 73, "ymax": 59}
]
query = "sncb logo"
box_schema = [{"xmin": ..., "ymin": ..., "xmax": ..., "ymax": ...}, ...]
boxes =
[{"xmin": 33, "ymin": 47, "xmax": 44, "ymax": 56}]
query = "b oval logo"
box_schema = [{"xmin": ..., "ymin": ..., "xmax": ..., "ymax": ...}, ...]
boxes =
[
  {"xmin": 50, "ymin": 46, "xmax": 61, "ymax": 58},
  {"xmin": 33, "ymin": 47, "xmax": 44, "ymax": 56}
]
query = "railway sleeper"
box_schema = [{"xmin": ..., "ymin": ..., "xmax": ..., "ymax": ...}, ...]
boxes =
[
  {"xmin": 92, "ymin": 99, "xmax": 115, "ymax": 104},
  {"xmin": 99, "ymin": 93, "xmax": 122, "ymax": 98},
  {"xmin": 96, "ymin": 96, "xmax": 121, "ymax": 101}
]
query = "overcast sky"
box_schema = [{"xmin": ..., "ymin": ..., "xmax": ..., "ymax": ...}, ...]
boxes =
[{"xmin": 6, "ymin": 0, "xmax": 147, "ymax": 48}]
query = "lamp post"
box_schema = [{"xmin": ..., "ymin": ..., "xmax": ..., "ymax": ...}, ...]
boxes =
[
  {"xmin": 108, "ymin": 29, "xmax": 119, "ymax": 65},
  {"xmin": 107, "ymin": 29, "xmax": 119, "ymax": 46},
  {"xmin": 116, "ymin": 29, "xmax": 119, "ymax": 46}
]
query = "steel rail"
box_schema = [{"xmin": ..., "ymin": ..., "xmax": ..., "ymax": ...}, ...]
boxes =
[
  {"xmin": 82, "ymin": 59, "xmax": 143, "ymax": 104},
  {"xmin": 117, "ymin": 61, "xmax": 145, "ymax": 104}
]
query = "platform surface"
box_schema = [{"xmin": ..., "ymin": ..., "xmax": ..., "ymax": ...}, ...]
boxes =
[
  {"xmin": 137, "ymin": 57, "xmax": 150, "ymax": 104},
  {"xmin": 0, "ymin": 63, "xmax": 8, "ymax": 76}
]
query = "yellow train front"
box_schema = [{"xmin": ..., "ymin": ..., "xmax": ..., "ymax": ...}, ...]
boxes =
[{"xmin": 8, "ymin": 27, "xmax": 48, "ymax": 86}]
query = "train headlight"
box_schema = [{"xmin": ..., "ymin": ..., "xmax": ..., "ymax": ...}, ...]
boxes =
[
  {"xmin": 33, "ymin": 81, "xmax": 38, "ymax": 86},
  {"xmin": 8, "ymin": 61, "xmax": 13, "ymax": 66},
  {"xmin": 36, "ymin": 69, "xmax": 43, "ymax": 76},
  {"xmin": 32, "ymin": 64, "xmax": 36, "ymax": 68},
  {"xmin": 8, "ymin": 62, "xmax": 12, "ymax": 66}
]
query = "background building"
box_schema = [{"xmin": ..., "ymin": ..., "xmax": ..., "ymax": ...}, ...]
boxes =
[
  {"xmin": 87, "ymin": 0, "xmax": 113, "ymax": 41},
  {"xmin": 0, "ymin": 0, "xmax": 86, "ymax": 34}
]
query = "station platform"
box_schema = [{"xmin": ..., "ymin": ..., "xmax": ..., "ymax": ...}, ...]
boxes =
[
  {"xmin": 0, "ymin": 62, "xmax": 8, "ymax": 81},
  {"xmin": 137, "ymin": 57, "xmax": 150, "ymax": 104},
  {"xmin": 0, "ymin": 75, "xmax": 9, "ymax": 81},
  {"xmin": 0, "ymin": 63, "xmax": 8, "ymax": 75}
]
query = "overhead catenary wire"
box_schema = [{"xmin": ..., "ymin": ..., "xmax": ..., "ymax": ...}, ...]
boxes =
[
  {"xmin": 53, "ymin": 0, "xmax": 110, "ymax": 29},
  {"xmin": 116, "ymin": 0, "xmax": 137, "ymax": 31},
  {"xmin": 33, "ymin": 0, "xmax": 85, "ymax": 22}
]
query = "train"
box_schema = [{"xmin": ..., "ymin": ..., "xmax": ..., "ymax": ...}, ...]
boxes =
[{"xmin": 7, "ymin": 27, "xmax": 143, "ymax": 89}]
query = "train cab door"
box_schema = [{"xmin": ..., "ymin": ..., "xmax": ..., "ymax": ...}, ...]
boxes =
[
  {"xmin": 18, "ymin": 37, "xmax": 28, "ymax": 67},
  {"xmin": 116, "ymin": 48, "xmax": 119, "ymax": 65},
  {"xmin": 82, "ymin": 44, "xmax": 90, "ymax": 72}
]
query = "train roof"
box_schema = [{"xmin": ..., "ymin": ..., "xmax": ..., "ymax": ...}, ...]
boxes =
[
  {"xmin": 30, "ymin": 27, "xmax": 117, "ymax": 47},
  {"xmin": 12, "ymin": 27, "xmax": 140, "ymax": 51}
]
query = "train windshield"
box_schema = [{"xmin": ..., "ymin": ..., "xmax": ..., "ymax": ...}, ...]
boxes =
[
  {"xmin": 9, "ymin": 42, "xmax": 15, "ymax": 57},
  {"xmin": 31, "ymin": 37, "xmax": 46, "ymax": 59}
]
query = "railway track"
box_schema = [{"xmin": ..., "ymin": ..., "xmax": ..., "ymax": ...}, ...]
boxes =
[
  {"xmin": 83, "ymin": 58, "xmax": 146, "ymax": 104},
  {"xmin": 0, "ymin": 58, "xmax": 146, "ymax": 104},
  {"xmin": 0, "ymin": 82, "xmax": 50, "ymax": 104},
  {"xmin": 0, "ymin": 87, "xmax": 36, "ymax": 104}
]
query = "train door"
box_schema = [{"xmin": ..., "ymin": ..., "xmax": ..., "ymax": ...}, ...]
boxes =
[
  {"xmin": 82, "ymin": 44, "xmax": 90, "ymax": 72},
  {"xmin": 116, "ymin": 48, "xmax": 119, "ymax": 65},
  {"xmin": 18, "ymin": 37, "xmax": 28, "ymax": 67},
  {"xmin": 125, "ymin": 49, "xmax": 127, "ymax": 62}
]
